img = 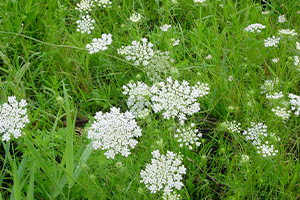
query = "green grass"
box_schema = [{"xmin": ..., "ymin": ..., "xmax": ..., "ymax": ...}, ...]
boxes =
[{"xmin": 1, "ymin": 0, "xmax": 300, "ymax": 199}]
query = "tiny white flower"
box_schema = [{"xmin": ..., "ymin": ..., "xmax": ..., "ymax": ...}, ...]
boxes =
[
  {"xmin": 160, "ymin": 24, "xmax": 171, "ymax": 32},
  {"xmin": 175, "ymin": 123, "xmax": 202, "ymax": 150},
  {"xmin": 170, "ymin": 38, "xmax": 180, "ymax": 46},
  {"xmin": 296, "ymin": 42, "xmax": 300, "ymax": 50},
  {"xmin": 271, "ymin": 106, "xmax": 291, "ymax": 120},
  {"xmin": 95, "ymin": 0, "xmax": 112, "ymax": 8},
  {"xmin": 278, "ymin": 15, "xmax": 286, "ymax": 23},
  {"xmin": 205, "ymin": 54, "xmax": 212, "ymax": 60},
  {"xmin": 272, "ymin": 58, "xmax": 279, "ymax": 63},
  {"xmin": 279, "ymin": 29, "xmax": 298, "ymax": 36},
  {"xmin": 130, "ymin": 13, "xmax": 142, "ymax": 22},
  {"xmin": 289, "ymin": 93, "xmax": 300, "ymax": 116}
]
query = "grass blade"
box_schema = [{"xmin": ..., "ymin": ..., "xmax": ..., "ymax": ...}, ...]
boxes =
[{"xmin": 63, "ymin": 82, "xmax": 74, "ymax": 186}]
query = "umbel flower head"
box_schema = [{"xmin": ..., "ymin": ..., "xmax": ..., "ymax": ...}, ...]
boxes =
[
  {"xmin": 123, "ymin": 81, "xmax": 151, "ymax": 118},
  {"xmin": 244, "ymin": 23, "xmax": 266, "ymax": 33},
  {"xmin": 87, "ymin": 107, "xmax": 142, "ymax": 159},
  {"xmin": 76, "ymin": 15, "xmax": 95, "ymax": 34},
  {"xmin": 0, "ymin": 96, "xmax": 30, "ymax": 142},
  {"xmin": 150, "ymin": 77, "xmax": 210, "ymax": 124},
  {"xmin": 117, "ymin": 38, "xmax": 154, "ymax": 66},
  {"xmin": 175, "ymin": 123, "xmax": 202, "ymax": 150},
  {"xmin": 75, "ymin": 0, "xmax": 95, "ymax": 13},
  {"xmin": 86, "ymin": 33, "xmax": 113, "ymax": 54},
  {"xmin": 140, "ymin": 150, "xmax": 186, "ymax": 195}
]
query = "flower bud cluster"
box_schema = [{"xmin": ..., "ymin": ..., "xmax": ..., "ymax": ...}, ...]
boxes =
[
  {"xmin": 122, "ymin": 82, "xmax": 151, "ymax": 118},
  {"xmin": 140, "ymin": 150, "xmax": 186, "ymax": 195},
  {"xmin": 88, "ymin": 107, "xmax": 142, "ymax": 159},
  {"xmin": 0, "ymin": 96, "xmax": 30, "ymax": 142}
]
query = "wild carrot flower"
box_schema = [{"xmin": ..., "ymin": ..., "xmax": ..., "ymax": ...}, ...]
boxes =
[
  {"xmin": 75, "ymin": 0, "xmax": 95, "ymax": 13},
  {"xmin": 88, "ymin": 107, "xmax": 142, "ymax": 159},
  {"xmin": 86, "ymin": 34, "xmax": 113, "ymax": 54},
  {"xmin": 289, "ymin": 93, "xmax": 300, "ymax": 116},
  {"xmin": 117, "ymin": 38, "xmax": 154, "ymax": 66},
  {"xmin": 271, "ymin": 106, "xmax": 291, "ymax": 120},
  {"xmin": 294, "ymin": 56, "xmax": 299, "ymax": 67},
  {"xmin": 123, "ymin": 81, "xmax": 151, "ymax": 118},
  {"xmin": 160, "ymin": 24, "xmax": 171, "ymax": 32},
  {"xmin": 76, "ymin": 15, "xmax": 95, "ymax": 34},
  {"xmin": 264, "ymin": 36, "xmax": 280, "ymax": 47},
  {"xmin": 194, "ymin": 0, "xmax": 206, "ymax": 3},
  {"xmin": 279, "ymin": 29, "xmax": 297, "ymax": 36},
  {"xmin": 95, "ymin": 0, "xmax": 112, "ymax": 7},
  {"xmin": 175, "ymin": 123, "xmax": 202, "ymax": 150},
  {"xmin": 244, "ymin": 23, "xmax": 266, "ymax": 33},
  {"xmin": 296, "ymin": 42, "xmax": 300, "ymax": 50},
  {"xmin": 278, "ymin": 15, "xmax": 286, "ymax": 23},
  {"xmin": 0, "ymin": 96, "xmax": 30, "ymax": 142},
  {"xmin": 150, "ymin": 77, "xmax": 209, "ymax": 124},
  {"xmin": 140, "ymin": 150, "xmax": 186, "ymax": 195},
  {"xmin": 256, "ymin": 141, "xmax": 278, "ymax": 157},
  {"xmin": 170, "ymin": 38, "xmax": 180, "ymax": 46}
]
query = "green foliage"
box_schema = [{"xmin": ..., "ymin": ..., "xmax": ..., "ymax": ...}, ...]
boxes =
[{"xmin": 1, "ymin": 0, "xmax": 300, "ymax": 199}]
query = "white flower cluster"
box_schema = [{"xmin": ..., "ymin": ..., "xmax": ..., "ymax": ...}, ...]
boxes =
[
  {"xmin": 296, "ymin": 42, "xmax": 300, "ymax": 50},
  {"xmin": 0, "ymin": 96, "xmax": 30, "ymax": 142},
  {"xmin": 150, "ymin": 77, "xmax": 210, "ymax": 124},
  {"xmin": 140, "ymin": 150, "xmax": 186, "ymax": 195},
  {"xmin": 95, "ymin": 0, "xmax": 112, "ymax": 7},
  {"xmin": 175, "ymin": 123, "xmax": 202, "ymax": 150},
  {"xmin": 162, "ymin": 192, "xmax": 181, "ymax": 200},
  {"xmin": 243, "ymin": 123, "xmax": 278, "ymax": 156},
  {"xmin": 76, "ymin": 15, "xmax": 95, "ymax": 34},
  {"xmin": 145, "ymin": 51, "xmax": 175, "ymax": 81},
  {"xmin": 122, "ymin": 82, "xmax": 150, "ymax": 118},
  {"xmin": 289, "ymin": 93, "xmax": 300, "ymax": 116},
  {"xmin": 170, "ymin": 38, "xmax": 180, "ymax": 46},
  {"xmin": 194, "ymin": 0, "xmax": 206, "ymax": 3},
  {"xmin": 260, "ymin": 78, "xmax": 283, "ymax": 100},
  {"xmin": 279, "ymin": 29, "xmax": 298, "ymax": 36},
  {"xmin": 295, "ymin": 56, "xmax": 299, "ymax": 67},
  {"xmin": 244, "ymin": 23, "xmax": 266, "ymax": 33},
  {"xmin": 278, "ymin": 15, "xmax": 286, "ymax": 23},
  {"xmin": 256, "ymin": 141, "xmax": 278, "ymax": 157},
  {"xmin": 264, "ymin": 36, "xmax": 280, "ymax": 47},
  {"xmin": 271, "ymin": 106, "xmax": 291, "ymax": 120},
  {"xmin": 86, "ymin": 34, "xmax": 113, "ymax": 54},
  {"xmin": 130, "ymin": 13, "xmax": 142, "ymax": 22},
  {"xmin": 118, "ymin": 38, "xmax": 155, "ymax": 66},
  {"xmin": 75, "ymin": 0, "xmax": 95, "ymax": 13},
  {"xmin": 266, "ymin": 91, "xmax": 284, "ymax": 99},
  {"xmin": 243, "ymin": 122, "xmax": 268, "ymax": 146},
  {"xmin": 160, "ymin": 24, "xmax": 171, "ymax": 32},
  {"xmin": 224, "ymin": 120, "xmax": 241, "ymax": 133},
  {"xmin": 87, "ymin": 107, "xmax": 142, "ymax": 159},
  {"xmin": 241, "ymin": 154, "xmax": 250, "ymax": 162}
]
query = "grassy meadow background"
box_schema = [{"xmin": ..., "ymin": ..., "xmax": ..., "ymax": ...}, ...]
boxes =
[{"xmin": 0, "ymin": 0, "xmax": 300, "ymax": 199}]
